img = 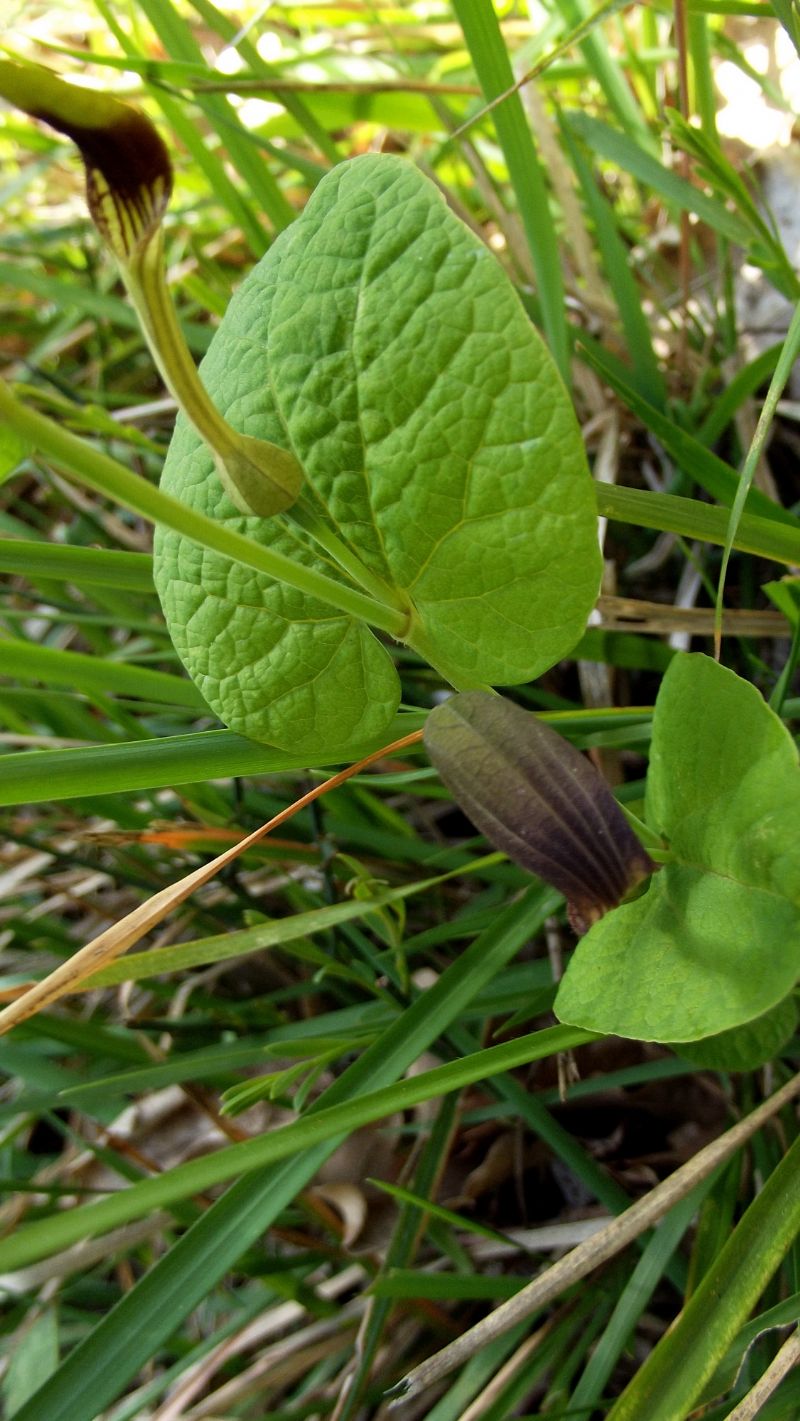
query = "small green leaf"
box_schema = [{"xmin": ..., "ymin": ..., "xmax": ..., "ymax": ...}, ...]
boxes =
[
  {"xmin": 155, "ymin": 155, "xmax": 601, "ymax": 751},
  {"xmin": 425, "ymin": 691, "xmax": 653, "ymax": 933},
  {"xmin": 556, "ymin": 654, "xmax": 800, "ymax": 1042}
]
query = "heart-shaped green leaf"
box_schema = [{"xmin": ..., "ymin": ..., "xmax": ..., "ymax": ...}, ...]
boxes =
[
  {"xmin": 154, "ymin": 155, "xmax": 601, "ymax": 754},
  {"xmin": 556, "ymin": 654, "xmax": 800, "ymax": 1042}
]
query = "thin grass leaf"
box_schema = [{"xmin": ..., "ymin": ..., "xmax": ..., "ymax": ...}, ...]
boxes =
[
  {"xmin": 187, "ymin": 0, "xmax": 340, "ymax": 166},
  {"xmin": 555, "ymin": 0, "xmax": 657, "ymax": 152},
  {"xmin": 451, "ymin": 0, "xmax": 570, "ymax": 380},
  {"xmin": 0, "ymin": 729, "xmax": 422, "ymax": 1033},
  {"xmin": 579, "ymin": 337, "xmax": 800, "ymax": 525},
  {"xmin": 569, "ymin": 1184, "xmax": 713, "ymax": 1411},
  {"xmin": 561, "ymin": 117, "xmax": 666, "ymax": 409},
  {"xmin": 396, "ymin": 1070, "xmax": 800, "ymax": 1400},
  {"xmin": 7, "ymin": 891, "xmax": 562, "ymax": 1421},
  {"xmin": 715, "ymin": 299, "xmax": 800, "ymax": 652},
  {"xmin": 0, "ymin": 716, "xmax": 427, "ymax": 803},
  {"xmin": 78, "ymin": 867, "xmax": 485, "ymax": 989},
  {"xmin": 696, "ymin": 343, "xmax": 781, "ymax": 446},
  {"xmin": 606, "ymin": 1131, "xmax": 800, "ymax": 1419},
  {"xmin": 0, "ymin": 636, "xmax": 205, "ymax": 708},
  {"xmin": 564, "ymin": 111, "xmax": 755, "ymax": 246},
  {"xmin": 596, "ymin": 483, "xmax": 800, "ymax": 562},
  {"xmin": 133, "ymin": 0, "xmax": 296, "ymax": 235},
  {"xmin": 0, "ymin": 1019, "xmax": 590, "ymax": 1272},
  {"xmin": 0, "ymin": 541, "xmax": 154, "ymax": 591}
]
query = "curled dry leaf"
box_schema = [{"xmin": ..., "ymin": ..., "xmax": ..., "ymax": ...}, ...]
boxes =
[
  {"xmin": 306, "ymin": 1183, "xmax": 368, "ymax": 1248},
  {"xmin": 424, "ymin": 691, "xmax": 654, "ymax": 933}
]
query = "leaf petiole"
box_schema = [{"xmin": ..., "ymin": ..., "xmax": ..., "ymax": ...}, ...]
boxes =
[{"xmin": 0, "ymin": 378, "xmax": 409, "ymax": 639}]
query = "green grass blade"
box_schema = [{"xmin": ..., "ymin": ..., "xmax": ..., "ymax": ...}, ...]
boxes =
[
  {"xmin": 134, "ymin": 0, "xmax": 296, "ymax": 235},
  {"xmin": 0, "ymin": 636, "xmax": 205, "ymax": 708},
  {"xmin": 606, "ymin": 1131, "xmax": 800, "ymax": 1419},
  {"xmin": 715, "ymin": 298, "xmax": 800, "ymax": 646},
  {"xmin": 187, "ymin": 0, "xmax": 340, "ymax": 165},
  {"xmin": 0, "ymin": 716, "xmax": 427, "ymax": 804},
  {"xmin": 0, "ymin": 1017, "xmax": 593, "ymax": 1272},
  {"xmin": 0, "ymin": 541, "xmax": 154, "ymax": 591},
  {"xmin": 563, "ymin": 112, "xmax": 754, "ymax": 244},
  {"xmin": 561, "ymin": 119, "xmax": 666, "ymax": 409},
  {"xmin": 596, "ymin": 484, "xmax": 800, "ymax": 564},
  {"xmin": 451, "ymin": 0, "xmax": 570, "ymax": 380},
  {"xmin": 570, "ymin": 1181, "xmax": 715, "ymax": 1411},
  {"xmin": 696, "ymin": 343, "xmax": 781, "ymax": 446},
  {"xmin": 557, "ymin": 0, "xmax": 657, "ymax": 151},
  {"xmin": 79, "ymin": 872, "xmax": 473, "ymax": 988},
  {"xmin": 579, "ymin": 338, "xmax": 800, "ymax": 525},
  {"xmin": 8, "ymin": 891, "xmax": 567, "ymax": 1421}
]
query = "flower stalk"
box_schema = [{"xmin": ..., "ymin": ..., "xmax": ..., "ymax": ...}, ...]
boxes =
[{"xmin": 0, "ymin": 58, "xmax": 303, "ymax": 517}]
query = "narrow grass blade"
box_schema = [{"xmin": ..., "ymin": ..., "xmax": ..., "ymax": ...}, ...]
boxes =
[
  {"xmin": 0, "ymin": 717, "xmax": 427, "ymax": 804},
  {"xmin": 134, "ymin": 0, "xmax": 295, "ymax": 235},
  {"xmin": 715, "ymin": 299, "xmax": 800, "ymax": 653},
  {"xmin": 7, "ymin": 891, "xmax": 562, "ymax": 1421},
  {"xmin": 187, "ymin": 0, "xmax": 340, "ymax": 166},
  {"xmin": 0, "ymin": 636, "xmax": 204, "ymax": 708},
  {"xmin": 569, "ymin": 1182, "xmax": 713, "ymax": 1411},
  {"xmin": 0, "ymin": 1018, "xmax": 592, "ymax": 1272},
  {"xmin": 451, "ymin": 0, "xmax": 569, "ymax": 380},
  {"xmin": 597, "ymin": 485, "xmax": 800, "ymax": 564},
  {"xmin": 0, "ymin": 541, "xmax": 154, "ymax": 591},
  {"xmin": 396, "ymin": 1071, "xmax": 800, "ymax": 1400},
  {"xmin": 0, "ymin": 730, "xmax": 423, "ymax": 1033},
  {"xmin": 561, "ymin": 119, "xmax": 666, "ymax": 409},
  {"xmin": 696, "ymin": 343, "xmax": 781, "ymax": 447},
  {"xmin": 579, "ymin": 338, "xmax": 799, "ymax": 526},
  {"xmin": 564, "ymin": 112, "xmax": 754, "ymax": 245},
  {"xmin": 555, "ymin": 0, "xmax": 656, "ymax": 152},
  {"xmin": 606, "ymin": 1130, "xmax": 800, "ymax": 1419}
]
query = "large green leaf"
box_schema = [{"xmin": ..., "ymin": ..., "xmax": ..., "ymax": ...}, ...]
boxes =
[
  {"xmin": 556, "ymin": 654, "xmax": 800, "ymax": 1041},
  {"xmin": 154, "ymin": 155, "xmax": 600, "ymax": 753}
]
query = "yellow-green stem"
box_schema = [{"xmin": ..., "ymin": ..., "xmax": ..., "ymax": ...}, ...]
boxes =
[{"xmin": 129, "ymin": 236, "xmax": 302, "ymax": 517}]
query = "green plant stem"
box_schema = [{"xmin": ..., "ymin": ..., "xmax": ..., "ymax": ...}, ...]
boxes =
[
  {"xmin": 0, "ymin": 379, "xmax": 408, "ymax": 638},
  {"xmin": 129, "ymin": 239, "xmax": 302, "ymax": 516},
  {"xmin": 289, "ymin": 498, "xmax": 410, "ymax": 614},
  {"xmin": 618, "ymin": 803, "xmax": 669, "ymax": 857}
]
